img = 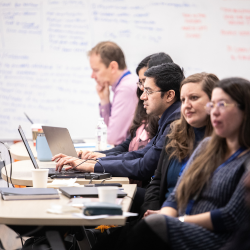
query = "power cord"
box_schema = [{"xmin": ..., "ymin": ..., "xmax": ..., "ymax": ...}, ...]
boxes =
[
  {"xmin": 0, "ymin": 159, "xmax": 9, "ymax": 188},
  {"xmin": 16, "ymin": 226, "xmax": 44, "ymax": 238},
  {"xmin": 82, "ymin": 159, "xmax": 110, "ymax": 184},
  {"xmin": 0, "ymin": 141, "xmax": 14, "ymax": 188},
  {"xmin": 100, "ymin": 176, "xmax": 112, "ymax": 184},
  {"xmin": 85, "ymin": 158, "xmax": 105, "ymax": 173},
  {"xmin": 66, "ymin": 158, "xmax": 109, "ymax": 184}
]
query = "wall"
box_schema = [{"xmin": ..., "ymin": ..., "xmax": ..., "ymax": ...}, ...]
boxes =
[{"xmin": 0, "ymin": 0, "xmax": 250, "ymax": 140}]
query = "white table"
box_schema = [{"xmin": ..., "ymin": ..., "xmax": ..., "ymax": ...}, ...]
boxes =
[
  {"xmin": 0, "ymin": 184, "xmax": 137, "ymax": 226},
  {"xmin": 9, "ymin": 139, "xmax": 102, "ymax": 161},
  {"xmin": 1, "ymin": 160, "xmax": 129, "ymax": 186}
]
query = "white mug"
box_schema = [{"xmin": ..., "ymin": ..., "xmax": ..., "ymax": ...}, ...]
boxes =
[
  {"xmin": 97, "ymin": 186, "xmax": 118, "ymax": 204},
  {"xmin": 32, "ymin": 169, "xmax": 49, "ymax": 188}
]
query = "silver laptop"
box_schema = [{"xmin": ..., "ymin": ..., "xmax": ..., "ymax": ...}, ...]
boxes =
[
  {"xmin": 18, "ymin": 125, "xmax": 83, "ymax": 177},
  {"xmin": 42, "ymin": 126, "xmax": 78, "ymax": 157}
]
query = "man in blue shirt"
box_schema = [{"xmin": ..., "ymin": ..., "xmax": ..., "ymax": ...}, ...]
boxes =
[{"xmin": 54, "ymin": 62, "xmax": 184, "ymax": 182}]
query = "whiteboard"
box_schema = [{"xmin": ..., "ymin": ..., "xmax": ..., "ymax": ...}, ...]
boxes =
[{"xmin": 0, "ymin": 0, "xmax": 250, "ymax": 140}]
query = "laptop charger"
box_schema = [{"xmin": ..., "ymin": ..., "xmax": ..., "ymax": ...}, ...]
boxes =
[{"xmin": 85, "ymin": 173, "xmax": 111, "ymax": 180}]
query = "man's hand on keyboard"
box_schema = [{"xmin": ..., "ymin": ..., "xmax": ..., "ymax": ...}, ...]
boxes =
[
  {"xmin": 78, "ymin": 150, "xmax": 106, "ymax": 160},
  {"xmin": 52, "ymin": 153, "xmax": 96, "ymax": 172}
]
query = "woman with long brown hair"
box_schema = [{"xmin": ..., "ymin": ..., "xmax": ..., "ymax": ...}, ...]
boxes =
[
  {"xmin": 94, "ymin": 77, "xmax": 250, "ymax": 250},
  {"xmin": 141, "ymin": 72, "xmax": 218, "ymax": 215}
]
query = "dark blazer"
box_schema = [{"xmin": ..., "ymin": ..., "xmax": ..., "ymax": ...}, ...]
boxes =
[
  {"xmin": 95, "ymin": 101, "xmax": 181, "ymax": 180},
  {"xmin": 99, "ymin": 136, "xmax": 132, "ymax": 156},
  {"xmin": 140, "ymin": 136, "xmax": 177, "ymax": 214}
]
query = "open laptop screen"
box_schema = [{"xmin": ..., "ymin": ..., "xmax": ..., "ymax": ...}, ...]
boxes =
[{"xmin": 18, "ymin": 125, "xmax": 39, "ymax": 169}]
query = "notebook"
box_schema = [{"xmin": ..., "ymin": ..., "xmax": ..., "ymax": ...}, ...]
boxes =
[
  {"xmin": 0, "ymin": 188, "xmax": 60, "ymax": 200},
  {"xmin": 59, "ymin": 187, "xmax": 127, "ymax": 198}
]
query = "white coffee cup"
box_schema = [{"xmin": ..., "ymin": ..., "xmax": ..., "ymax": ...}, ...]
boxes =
[
  {"xmin": 32, "ymin": 169, "xmax": 49, "ymax": 188},
  {"xmin": 97, "ymin": 186, "xmax": 118, "ymax": 204}
]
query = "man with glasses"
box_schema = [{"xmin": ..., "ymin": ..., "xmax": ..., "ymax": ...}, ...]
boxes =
[
  {"xmin": 55, "ymin": 63, "xmax": 184, "ymax": 184},
  {"xmin": 88, "ymin": 41, "xmax": 138, "ymax": 145}
]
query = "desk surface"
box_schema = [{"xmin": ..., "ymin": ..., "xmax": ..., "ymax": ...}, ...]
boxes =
[
  {"xmin": 0, "ymin": 184, "xmax": 137, "ymax": 226},
  {"xmin": 1, "ymin": 160, "xmax": 129, "ymax": 186},
  {"xmin": 10, "ymin": 141, "xmax": 37, "ymax": 161},
  {"xmin": 10, "ymin": 140, "xmax": 99, "ymax": 161}
]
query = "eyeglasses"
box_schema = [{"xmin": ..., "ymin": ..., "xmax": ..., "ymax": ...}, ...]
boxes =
[
  {"xmin": 137, "ymin": 78, "xmax": 146, "ymax": 90},
  {"xmin": 142, "ymin": 88, "xmax": 163, "ymax": 96},
  {"xmin": 205, "ymin": 101, "xmax": 240, "ymax": 114}
]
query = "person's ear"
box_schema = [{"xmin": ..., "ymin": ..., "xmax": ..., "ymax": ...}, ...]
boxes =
[
  {"xmin": 109, "ymin": 61, "xmax": 119, "ymax": 73},
  {"xmin": 165, "ymin": 90, "xmax": 175, "ymax": 103}
]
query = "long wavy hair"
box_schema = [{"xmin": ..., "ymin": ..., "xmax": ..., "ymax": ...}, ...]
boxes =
[
  {"xmin": 165, "ymin": 73, "xmax": 219, "ymax": 162},
  {"xmin": 176, "ymin": 77, "xmax": 250, "ymax": 211},
  {"xmin": 130, "ymin": 53, "xmax": 173, "ymax": 138}
]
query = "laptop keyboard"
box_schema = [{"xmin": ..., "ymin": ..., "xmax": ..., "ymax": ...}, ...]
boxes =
[{"xmin": 48, "ymin": 168, "xmax": 83, "ymax": 175}]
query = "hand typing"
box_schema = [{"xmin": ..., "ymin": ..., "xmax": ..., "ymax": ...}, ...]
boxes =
[
  {"xmin": 52, "ymin": 153, "xmax": 96, "ymax": 172},
  {"xmin": 78, "ymin": 150, "xmax": 106, "ymax": 160}
]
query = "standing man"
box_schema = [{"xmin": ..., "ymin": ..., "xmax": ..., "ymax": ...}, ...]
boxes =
[{"xmin": 88, "ymin": 41, "xmax": 138, "ymax": 145}]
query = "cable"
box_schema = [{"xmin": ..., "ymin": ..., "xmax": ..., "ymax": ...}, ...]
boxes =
[
  {"xmin": 19, "ymin": 235, "xmax": 24, "ymax": 247},
  {"xmin": 100, "ymin": 176, "xmax": 112, "ymax": 184},
  {"xmin": 126, "ymin": 196, "xmax": 134, "ymax": 201},
  {"xmin": 16, "ymin": 226, "xmax": 44, "ymax": 238},
  {"xmin": 67, "ymin": 158, "xmax": 105, "ymax": 174},
  {"xmin": 121, "ymin": 196, "xmax": 134, "ymax": 206},
  {"xmin": 68, "ymin": 158, "xmax": 108, "ymax": 183},
  {"xmin": 85, "ymin": 158, "xmax": 105, "ymax": 173},
  {"xmin": 7, "ymin": 149, "xmax": 14, "ymax": 188},
  {"xmin": 0, "ymin": 141, "xmax": 14, "ymax": 188},
  {"xmin": 88, "ymin": 175, "xmax": 99, "ymax": 184},
  {"xmin": 2, "ymin": 161, "xmax": 9, "ymax": 188},
  {"xmin": 66, "ymin": 159, "xmax": 87, "ymax": 172}
]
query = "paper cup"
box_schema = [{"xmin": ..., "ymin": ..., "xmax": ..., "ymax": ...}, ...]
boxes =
[
  {"xmin": 32, "ymin": 169, "xmax": 49, "ymax": 188},
  {"xmin": 97, "ymin": 186, "xmax": 118, "ymax": 204}
]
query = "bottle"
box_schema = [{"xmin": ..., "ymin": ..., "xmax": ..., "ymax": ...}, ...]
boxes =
[{"xmin": 96, "ymin": 118, "xmax": 107, "ymax": 151}]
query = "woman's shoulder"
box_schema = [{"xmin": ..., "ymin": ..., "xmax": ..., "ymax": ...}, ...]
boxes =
[
  {"xmin": 187, "ymin": 137, "xmax": 211, "ymax": 163},
  {"xmin": 195, "ymin": 136, "xmax": 211, "ymax": 151}
]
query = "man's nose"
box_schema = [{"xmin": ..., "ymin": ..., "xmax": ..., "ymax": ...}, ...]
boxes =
[
  {"xmin": 91, "ymin": 71, "xmax": 95, "ymax": 79},
  {"xmin": 140, "ymin": 91, "xmax": 147, "ymax": 100}
]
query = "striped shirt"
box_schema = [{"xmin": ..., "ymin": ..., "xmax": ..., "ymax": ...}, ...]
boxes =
[{"xmin": 162, "ymin": 137, "xmax": 250, "ymax": 249}]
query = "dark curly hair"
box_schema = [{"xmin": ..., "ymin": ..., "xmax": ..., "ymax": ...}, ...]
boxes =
[
  {"xmin": 144, "ymin": 62, "xmax": 185, "ymax": 100},
  {"xmin": 130, "ymin": 53, "xmax": 173, "ymax": 138}
]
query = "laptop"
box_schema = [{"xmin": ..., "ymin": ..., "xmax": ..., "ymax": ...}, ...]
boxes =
[
  {"xmin": 59, "ymin": 187, "xmax": 127, "ymax": 198},
  {"xmin": 18, "ymin": 125, "xmax": 84, "ymax": 177},
  {"xmin": 42, "ymin": 126, "xmax": 78, "ymax": 157}
]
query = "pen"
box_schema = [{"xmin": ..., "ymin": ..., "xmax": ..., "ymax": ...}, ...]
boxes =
[{"xmin": 24, "ymin": 112, "xmax": 34, "ymax": 124}]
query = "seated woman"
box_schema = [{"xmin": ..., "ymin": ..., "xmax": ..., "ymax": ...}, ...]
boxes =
[
  {"xmin": 78, "ymin": 52, "xmax": 173, "ymax": 160},
  {"xmin": 221, "ymin": 162, "xmax": 250, "ymax": 250},
  {"xmin": 141, "ymin": 72, "xmax": 218, "ymax": 215},
  {"xmin": 92, "ymin": 77, "xmax": 250, "ymax": 250}
]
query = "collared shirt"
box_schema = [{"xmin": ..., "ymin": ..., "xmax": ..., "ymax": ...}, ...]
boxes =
[{"xmin": 99, "ymin": 70, "xmax": 138, "ymax": 145}]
